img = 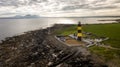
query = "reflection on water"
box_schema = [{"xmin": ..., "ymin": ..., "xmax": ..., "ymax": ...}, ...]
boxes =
[{"xmin": 0, "ymin": 17, "xmax": 119, "ymax": 41}]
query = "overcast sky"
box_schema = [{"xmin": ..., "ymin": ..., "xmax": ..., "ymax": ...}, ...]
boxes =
[{"xmin": 0, "ymin": 0, "xmax": 120, "ymax": 17}]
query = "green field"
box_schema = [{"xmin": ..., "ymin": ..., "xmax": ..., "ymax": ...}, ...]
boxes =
[
  {"xmin": 54, "ymin": 23, "xmax": 120, "ymax": 66},
  {"xmin": 83, "ymin": 23, "xmax": 120, "ymax": 48},
  {"xmin": 55, "ymin": 23, "xmax": 120, "ymax": 48}
]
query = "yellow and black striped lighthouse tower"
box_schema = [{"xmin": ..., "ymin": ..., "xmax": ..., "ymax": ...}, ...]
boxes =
[{"xmin": 77, "ymin": 21, "xmax": 82, "ymax": 41}]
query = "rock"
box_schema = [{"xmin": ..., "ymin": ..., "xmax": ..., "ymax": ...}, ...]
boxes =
[{"xmin": 0, "ymin": 25, "xmax": 107, "ymax": 67}]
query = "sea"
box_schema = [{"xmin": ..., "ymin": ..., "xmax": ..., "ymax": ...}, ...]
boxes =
[{"xmin": 0, "ymin": 17, "xmax": 120, "ymax": 41}]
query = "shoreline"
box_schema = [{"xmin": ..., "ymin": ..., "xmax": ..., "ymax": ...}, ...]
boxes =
[{"xmin": 0, "ymin": 24, "xmax": 107, "ymax": 67}]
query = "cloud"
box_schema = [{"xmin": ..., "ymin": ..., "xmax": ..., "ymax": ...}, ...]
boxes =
[{"xmin": 0, "ymin": 0, "xmax": 120, "ymax": 17}]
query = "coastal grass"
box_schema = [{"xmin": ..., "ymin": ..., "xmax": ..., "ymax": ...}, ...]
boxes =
[
  {"xmin": 83, "ymin": 23, "xmax": 120, "ymax": 66},
  {"xmin": 55, "ymin": 23, "xmax": 120, "ymax": 48},
  {"xmin": 83, "ymin": 23, "xmax": 120, "ymax": 48},
  {"xmin": 88, "ymin": 46, "xmax": 120, "ymax": 60},
  {"xmin": 54, "ymin": 25, "xmax": 77, "ymax": 36},
  {"xmin": 88, "ymin": 46, "xmax": 120, "ymax": 66},
  {"xmin": 54, "ymin": 23, "xmax": 120, "ymax": 65}
]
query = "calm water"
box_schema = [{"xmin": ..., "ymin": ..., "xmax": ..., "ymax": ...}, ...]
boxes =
[{"xmin": 0, "ymin": 17, "xmax": 119, "ymax": 41}]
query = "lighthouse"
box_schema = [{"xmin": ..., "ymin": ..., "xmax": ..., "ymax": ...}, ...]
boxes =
[{"xmin": 77, "ymin": 22, "xmax": 82, "ymax": 41}]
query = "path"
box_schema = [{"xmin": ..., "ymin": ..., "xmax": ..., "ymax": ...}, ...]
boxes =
[{"xmin": 99, "ymin": 45, "xmax": 120, "ymax": 50}]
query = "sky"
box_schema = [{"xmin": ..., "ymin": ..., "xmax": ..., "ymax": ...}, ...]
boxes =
[{"xmin": 0, "ymin": 0, "xmax": 120, "ymax": 17}]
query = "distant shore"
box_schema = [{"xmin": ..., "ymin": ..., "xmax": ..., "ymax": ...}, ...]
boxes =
[{"xmin": 99, "ymin": 19, "xmax": 120, "ymax": 23}]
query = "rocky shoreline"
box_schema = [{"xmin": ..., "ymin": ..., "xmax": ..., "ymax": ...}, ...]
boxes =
[{"xmin": 0, "ymin": 24, "xmax": 107, "ymax": 67}]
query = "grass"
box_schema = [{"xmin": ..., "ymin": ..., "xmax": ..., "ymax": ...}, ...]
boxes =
[
  {"xmin": 55, "ymin": 23, "xmax": 120, "ymax": 48},
  {"xmin": 89, "ymin": 46, "xmax": 120, "ymax": 67},
  {"xmin": 89, "ymin": 46, "xmax": 120, "ymax": 60},
  {"xmin": 54, "ymin": 25, "xmax": 77, "ymax": 36},
  {"xmin": 83, "ymin": 23, "xmax": 120, "ymax": 66},
  {"xmin": 83, "ymin": 23, "xmax": 120, "ymax": 48}
]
